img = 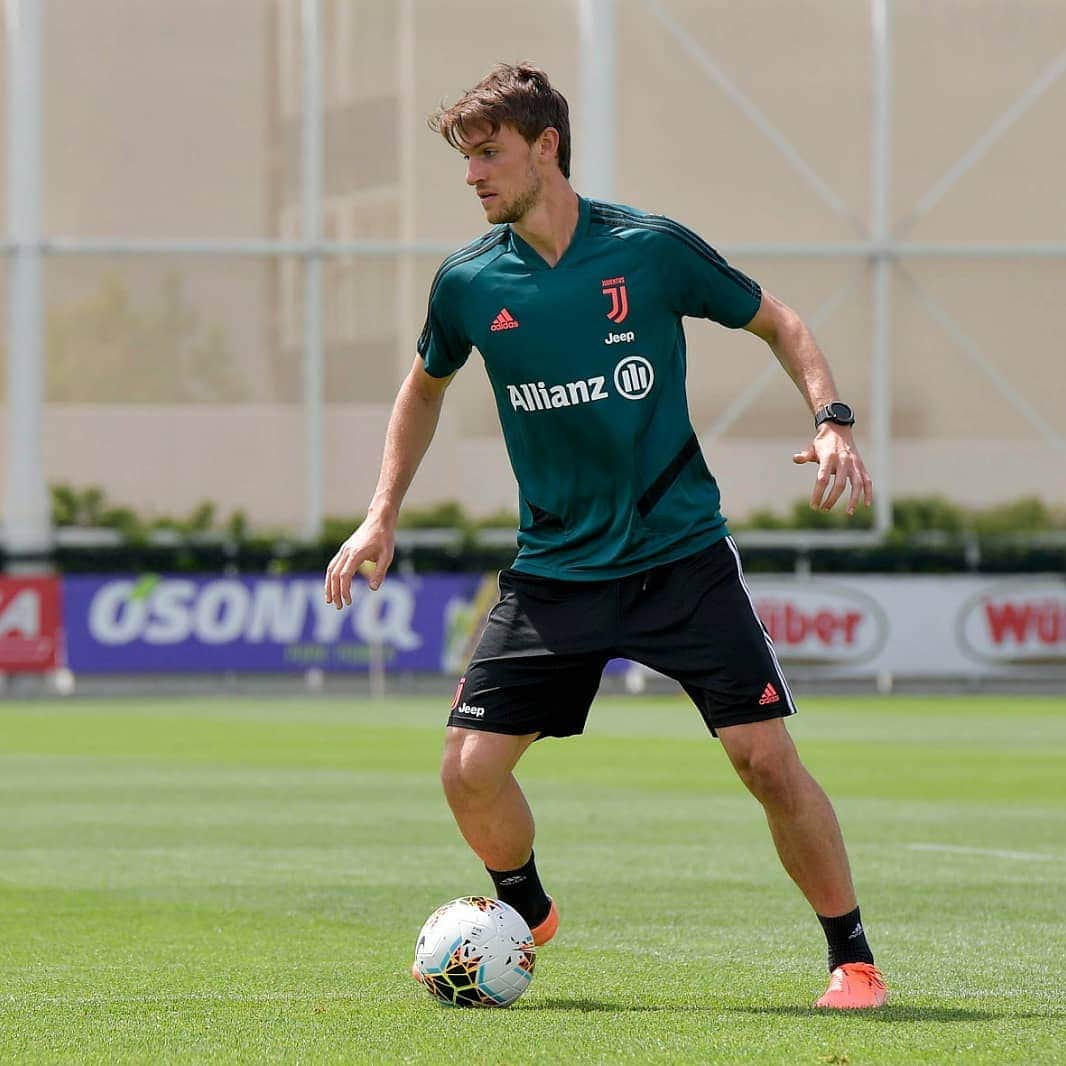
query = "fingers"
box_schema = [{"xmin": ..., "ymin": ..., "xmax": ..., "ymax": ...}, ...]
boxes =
[
  {"xmin": 325, "ymin": 546, "xmax": 367, "ymax": 609},
  {"xmin": 847, "ymin": 463, "xmax": 875, "ymax": 514},
  {"xmin": 324, "ymin": 545, "xmax": 365, "ymax": 609},
  {"xmin": 812, "ymin": 460, "xmax": 875, "ymax": 514},
  {"xmin": 801, "ymin": 435, "xmax": 874, "ymax": 516},
  {"xmin": 368, "ymin": 551, "xmax": 393, "ymax": 592},
  {"xmin": 823, "ymin": 463, "xmax": 849, "ymax": 511},
  {"xmin": 323, "ymin": 551, "xmax": 341, "ymax": 605},
  {"xmin": 810, "ymin": 461, "xmax": 835, "ymax": 510},
  {"xmin": 847, "ymin": 469, "xmax": 862, "ymax": 515},
  {"xmin": 358, "ymin": 549, "xmax": 394, "ymax": 593},
  {"xmin": 324, "ymin": 541, "xmax": 395, "ymax": 609}
]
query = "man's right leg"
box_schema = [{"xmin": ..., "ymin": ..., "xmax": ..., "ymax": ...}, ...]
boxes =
[
  {"xmin": 435, "ymin": 568, "xmax": 611, "ymax": 947},
  {"xmin": 439, "ymin": 725, "xmax": 558, "ymax": 944},
  {"xmin": 440, "ymin": 725, "xmax": 539, "ymax": 871}
]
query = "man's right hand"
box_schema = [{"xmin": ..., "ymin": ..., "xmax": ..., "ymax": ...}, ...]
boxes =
[
  {"xmin": 325, "ymin": 358, "xmax": 452, "ymax": 609},
  {"xmin": 324, "ymin": 517, "xmax": 396, "ymax": 609}
]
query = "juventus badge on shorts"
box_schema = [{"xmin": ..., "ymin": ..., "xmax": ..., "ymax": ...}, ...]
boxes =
[{"xmin": 451, "ymin": 676, "xmax": 466, "ymax": 711}]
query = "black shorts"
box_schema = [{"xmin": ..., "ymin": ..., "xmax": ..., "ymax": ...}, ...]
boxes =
[{"xmin": 447, "ymin": 536, "xmax": 797, "ymax": 739}]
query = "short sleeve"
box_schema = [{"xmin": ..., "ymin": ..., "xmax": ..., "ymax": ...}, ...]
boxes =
[
  {"xmin": 417, "ymin": 267, "xmax": 472, "ymax": 378},
  {"xmin": 654, "ymin": 218, "xmax": 762, "ymax": 328}
]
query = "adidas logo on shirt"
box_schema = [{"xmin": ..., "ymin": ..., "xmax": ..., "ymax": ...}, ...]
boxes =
[{"xmin": 490, "ymin": 308, "xmax": 520, "ymax": 332}]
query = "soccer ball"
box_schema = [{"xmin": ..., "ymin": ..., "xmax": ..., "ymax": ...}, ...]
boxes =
[{"xmin": 413, "ymin": 896, "xmax": 536, "ymax": 1007}]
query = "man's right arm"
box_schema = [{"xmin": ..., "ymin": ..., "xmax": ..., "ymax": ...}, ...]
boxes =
[{"xmin": 324, "ymin": 357, "xmax": 455, "ymax": 609}]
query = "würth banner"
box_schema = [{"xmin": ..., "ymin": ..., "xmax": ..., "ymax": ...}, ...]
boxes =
[
  {"xmin": 0, "ymin": 577, "xmax": 62, "ymax": 672},
  {"xmin": 745, "ymin": 575, "xmax": 1066, "ymax": 677}
]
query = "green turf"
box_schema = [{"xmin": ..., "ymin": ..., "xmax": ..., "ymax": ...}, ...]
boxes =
[{"xmin": 2, "ymin": 694, "xmax": 1064, "ymax": 1064}]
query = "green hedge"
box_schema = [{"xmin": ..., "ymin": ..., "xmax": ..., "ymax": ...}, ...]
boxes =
[{"xmin": 39, "ymin": 484, "xmax": 1066, "ymax": 575}]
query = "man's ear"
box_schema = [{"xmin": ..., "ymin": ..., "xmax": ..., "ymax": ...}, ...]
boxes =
[{"xmin": 538, "ymin": 126, "xmax": 561, "ymax": 168}]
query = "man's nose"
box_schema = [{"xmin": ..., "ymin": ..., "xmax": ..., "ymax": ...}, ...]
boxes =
[{"xmin": 466, "ymin": 158, "xmax": 482, "ymax": 186}]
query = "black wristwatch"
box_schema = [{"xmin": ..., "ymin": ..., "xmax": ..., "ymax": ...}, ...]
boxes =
[{"xmin": 814, "ymin": 401, "xmax": 856, "ymax": 429}]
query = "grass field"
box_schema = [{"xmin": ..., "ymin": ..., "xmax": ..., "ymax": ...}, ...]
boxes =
[{"xmin": 2, "ymin": 694, "xmax": 1065, "ymax": 1064}]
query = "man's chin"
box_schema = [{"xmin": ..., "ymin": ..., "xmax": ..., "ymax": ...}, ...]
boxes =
[{"xmin": 483, "ymin": 203, "xmax": 512, "ymax": 225}]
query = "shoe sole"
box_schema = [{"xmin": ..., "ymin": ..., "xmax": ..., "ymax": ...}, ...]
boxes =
[{"xmin": 814, "ymin": 998, "xmax": 887, "ymax": 1009}]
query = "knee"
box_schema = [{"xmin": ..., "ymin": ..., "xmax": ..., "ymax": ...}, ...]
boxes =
[
  {"xmin": 731, "ymin": 743, "xmax": 801, "ymax": 810},
  {"xmin": 440, "ymin": 737, "xmax": 506, "ymax": 805}
]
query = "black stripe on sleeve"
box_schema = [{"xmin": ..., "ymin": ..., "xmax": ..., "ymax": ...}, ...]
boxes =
[
  {"xmin": 589, "ymin": 204, "xmax": 760, "ymax": 300},
  {"xmin": 418, "ymin": 229, "xmax": 508, "ymax": 354}
]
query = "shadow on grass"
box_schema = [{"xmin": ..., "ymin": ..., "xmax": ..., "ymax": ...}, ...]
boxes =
[
  {"xmin": 728, "ymin": 1006, "xmax": 1063, "ymax": 1023},
  {"xmin": 520, "ymin": 1000, "xmax": 1063, "ymax": 1021},
  {"xmin": 521, "ymin": 997, "xmax": 703, "ymax": 1013}
]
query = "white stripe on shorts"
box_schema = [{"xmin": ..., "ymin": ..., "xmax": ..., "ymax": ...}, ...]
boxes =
[{"xmin": 724, "ymin": 535, "xmax": 798, "ymax": 716}]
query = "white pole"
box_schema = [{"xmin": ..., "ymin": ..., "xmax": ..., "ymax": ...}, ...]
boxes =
[
  {"xmin": 301, "ymin": 0, "xmax": 325, "ymax": 542},
  {"xmin": 577, "ymin": 0, "xmax": 616, "ymax": 200},
  {"xmin": 368, "ymin": 638, "xmax": 386, "ymax": 700},
  {"xmin": 870, "ymin": 0, "xmax": 892, "ymax": 538},
  {"xmin": 396, "ymin": 0, "xmax": 416, "ymax": 382},
  {"xmin": 4, "ymin": 0, "xmax": 51, "ymax": 559}
]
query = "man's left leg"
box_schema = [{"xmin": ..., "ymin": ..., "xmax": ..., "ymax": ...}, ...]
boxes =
[
  {"xmin": 717, "ymin": 718, "xmax": 854, "ymax": 915},
  {"xmin": 717, "ymin": 717, "xmax": 886, "ymax": 1009}
]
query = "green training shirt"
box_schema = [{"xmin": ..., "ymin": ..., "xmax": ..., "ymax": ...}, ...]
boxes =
[{"xmin": 417, "ymin": 196, "xmax": 763, "ymax": 580}]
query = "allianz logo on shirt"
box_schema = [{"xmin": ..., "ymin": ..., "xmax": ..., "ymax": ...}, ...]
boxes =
[{"xmin": 507, "ymin": 356, "xmax": 655, "ymax": 412}]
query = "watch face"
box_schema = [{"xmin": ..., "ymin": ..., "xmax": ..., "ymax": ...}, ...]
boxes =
[{"xmin": 827, "ymin": 402, "xmax": 854, "ymax": 423}]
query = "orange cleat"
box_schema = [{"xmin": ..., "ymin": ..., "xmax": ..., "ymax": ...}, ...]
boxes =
[
  {"xmin": 529, "ymin": 898, "xmax": 559, "ymax": 946},
  {"xmin": 814, "ymin": 962, "xmax": 887, "ymax": 1009}
]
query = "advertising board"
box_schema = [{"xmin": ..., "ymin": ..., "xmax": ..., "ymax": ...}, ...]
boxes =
[
  {"xmin": 58, "ymin": 572, "xmax": 1066, "ymax": 680},
  {"xmin": 0, "ymin": 577, "xmax": 62, "ymax": 672},
  {"xmin": 63, "ymin": 574, "xmax": 482, "ymax": 673},
  {"xmin": 746, "ymin": 575, "xmax": 1066, "ymax": 678}
]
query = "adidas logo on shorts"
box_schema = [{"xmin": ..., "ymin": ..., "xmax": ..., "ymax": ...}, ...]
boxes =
[{"xmin": 758, "ymin": 683, "xmax": 780, "ymax": 706}]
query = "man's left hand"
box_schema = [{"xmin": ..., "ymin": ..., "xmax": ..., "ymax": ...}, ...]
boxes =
[{"xmin": 792, "ymin": 426, "xmax": 874, "ymax": 515}]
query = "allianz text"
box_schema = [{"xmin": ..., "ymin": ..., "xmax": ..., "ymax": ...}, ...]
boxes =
[{"xmin": 507, "ymin": 377, "xmax": 608, "ymax": 412}]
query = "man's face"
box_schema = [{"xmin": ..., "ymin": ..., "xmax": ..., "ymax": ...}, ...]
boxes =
[{"xmin": 461, "ymin": 123, "xmax": 544, "ymax": 225}]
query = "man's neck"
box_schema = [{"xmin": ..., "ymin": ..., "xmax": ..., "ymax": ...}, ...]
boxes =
[{"xmin": 511, "ymin": 183, "xmax": 581, "ymax": 268}]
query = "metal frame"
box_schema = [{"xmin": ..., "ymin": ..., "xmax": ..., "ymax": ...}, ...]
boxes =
[
  {"xmin": 301, "ymin": 0, "xmax": 325, "ymax": 543},
  {"xmin": 4, "ymin": 0, "xmax": 1065, "ymax": 554},
  {"xmin": 644, "ymin": 0, "xmax": 1065, "ymax": 543}
]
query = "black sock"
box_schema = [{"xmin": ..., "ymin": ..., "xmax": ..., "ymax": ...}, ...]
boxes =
[
  {"xmin": 486, "ymin": 851, "xmax": 551, "ymax": 928},
  {"xmin": 817, "ymin": 906, "xmax": 875, "ymax": 971}
]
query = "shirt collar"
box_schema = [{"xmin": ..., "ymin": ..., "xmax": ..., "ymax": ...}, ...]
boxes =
[{"xmin": 508, "ymin": 195, "xmax": 590, "ymax": 270}]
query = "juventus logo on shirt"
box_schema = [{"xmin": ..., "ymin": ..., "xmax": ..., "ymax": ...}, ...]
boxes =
[{"xmin": 602, "ymin": 276, "xmax": 629, "ymax": 323}]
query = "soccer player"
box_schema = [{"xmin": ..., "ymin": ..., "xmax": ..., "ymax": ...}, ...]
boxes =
[{"xmin": 325, "ymin": 63, "xmax": 885, "ymax": 1010}]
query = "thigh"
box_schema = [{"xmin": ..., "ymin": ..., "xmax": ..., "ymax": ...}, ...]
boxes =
[
  {"xmin": 448, "ymin": 570, "xmax": 612, "ymax": 739},
  {"xmin": 619, "ymin": 536, "xmax": 797, "ymax": 736}
]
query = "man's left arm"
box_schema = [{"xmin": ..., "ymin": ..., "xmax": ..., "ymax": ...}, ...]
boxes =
[{"xmin": 743, "ymin": 290, "xmax": 873, "ymax": 515}]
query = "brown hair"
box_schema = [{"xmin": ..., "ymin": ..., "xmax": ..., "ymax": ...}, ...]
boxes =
[{"xmin": 429, "ymin": 63, "xmax": 571, "ymax": 179}]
